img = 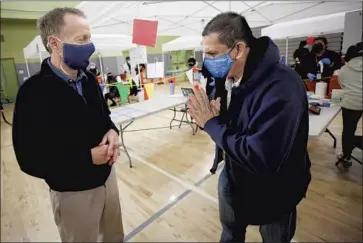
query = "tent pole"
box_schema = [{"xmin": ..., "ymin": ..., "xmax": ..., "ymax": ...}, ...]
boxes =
[
  {"xmin": 23, "ymin": 50, "xmax": 30, "ymax": 77},
  {"xmin": 25, "ymin": 59, "xmax": 30, "ymax": 77},
  {"xmin": 285, "ymin": 37, "xmax": 289, "ymax": 65},
  {"xmin": 162, "ymin": 51, "xmax": 165, "ymax": 84},
  {"xmin": 98, "ymin": 54, "xmax": 104, "ymax": 75}
]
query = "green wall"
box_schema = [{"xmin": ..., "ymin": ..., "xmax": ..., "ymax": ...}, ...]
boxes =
[{"xmin": 1, "ymin": 19, "xmax": 39, "ymax": 63}]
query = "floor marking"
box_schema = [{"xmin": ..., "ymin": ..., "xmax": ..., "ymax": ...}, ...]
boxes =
[
  {"xmin": 125, "ymin": 153, "xmax": 299, "ymax": 243},
  {"xmin": 124, "ymin": 162, "xmax": 224, "ymax": 242},
  {"xmin": 130, "ymin": 152, "xmax": 219, "ymax": 204}
]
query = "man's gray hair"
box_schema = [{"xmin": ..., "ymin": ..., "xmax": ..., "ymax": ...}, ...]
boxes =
[
  {"xmin": 37, "ymin": 7, "xmax": 86, "ymax": 53},
  {"xmin": 202, "ymin": 12, "xmax": 255, "ymax": 48}
]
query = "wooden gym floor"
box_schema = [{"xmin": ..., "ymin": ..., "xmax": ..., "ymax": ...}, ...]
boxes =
[{"xmin": 1, "ymin": 83, "xmax": 362, "ymax": 242}]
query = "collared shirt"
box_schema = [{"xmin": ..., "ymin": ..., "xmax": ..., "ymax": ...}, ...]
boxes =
[
  {"xmin": 225, "ymin": 76, "xmax": 242, "ymax": 109},
  {"xmin": 47, "ymin": 58, "xmax": 87, "ymax": 96}
]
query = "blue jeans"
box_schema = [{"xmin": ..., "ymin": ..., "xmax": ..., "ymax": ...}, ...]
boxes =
[{"xmin": 218, "ymin": 171, "xmax": 296, "ymax": 243}]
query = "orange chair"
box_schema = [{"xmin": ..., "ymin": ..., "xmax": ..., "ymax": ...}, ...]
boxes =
[{"xmin": 303, "ymin": 80, "xmax": 317, "ymax": 93}]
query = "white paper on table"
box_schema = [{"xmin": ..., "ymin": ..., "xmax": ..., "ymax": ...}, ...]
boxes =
[
  {"xmin": 155, "ymin": 62, "xmax": 165, "ymax": 78},
  {"xmin": 146, "ymin": 63, "xmax": 155, "ymax": 78},
  {"xmin": 186, "ymin": 69, "xmax": 193, "ymax": 86}
]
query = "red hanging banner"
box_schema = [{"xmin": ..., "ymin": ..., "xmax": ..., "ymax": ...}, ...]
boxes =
[{"xmin": 132, "ymin": 19, "xmax": 158, "ymax": 47}]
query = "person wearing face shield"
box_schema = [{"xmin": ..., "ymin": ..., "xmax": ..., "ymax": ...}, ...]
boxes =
[
  {"xmin": 122, "ymin": 56, "xmax": 132, "ymax": 76},
  {"xmin": 187, "ymin": 56, "xmax": 197, "ymax": 69},
  {"xmin": 88, "ymin": 62, "xmax": 100, "ymax": 76},
  {"xmin": 301, "ymin": 37, "xmax": 342, "ymax": 81},
  {"xmin": 12, "ymin": 8, "xmax": 124, "ymax": 242},
  {"xmin": 187, "ymin": 12, "xmax": 311, "ymax": 243}
]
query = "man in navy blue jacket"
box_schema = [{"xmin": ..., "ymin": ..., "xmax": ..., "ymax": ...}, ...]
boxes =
[{"xmin": 188, "ymin": 12, "xmax": 311, "ymax": 243}]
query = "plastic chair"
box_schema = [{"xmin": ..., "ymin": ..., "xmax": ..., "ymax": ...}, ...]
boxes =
[{"xmin": 115, "ymin": 83, "xmax": 129, "ymax": 104}]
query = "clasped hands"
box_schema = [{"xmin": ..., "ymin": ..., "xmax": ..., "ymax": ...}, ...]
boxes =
[
  {"xmin": 187, "ymin": 88, "xmax": 221, "ymax": 128},
  {"xmin": 91, "ymin": 129, "xmax": 120, "ymax": 166}
]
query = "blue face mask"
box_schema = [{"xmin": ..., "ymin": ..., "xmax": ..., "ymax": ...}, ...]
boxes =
[
  {"xmin": 203, "ymin": 53, "xmax": 234, "ymax": 78},
  {"xmin": 62, "ymin": 42, "xmax": 95, "ymax": 70}
]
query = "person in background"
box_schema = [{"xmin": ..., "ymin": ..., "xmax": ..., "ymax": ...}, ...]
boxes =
[
  {"xmin": 187, "ymin": 56, "xmax": 196, "ymax": 69},
  {"xmin": 122, "ymin": 56, "xmax": 132, "ymax": 76},
  {"xmin": 293, "ymin": 40, "xmax": 310, "ymax": 77},
  {"xmin": 105, "ymin": 73, "xmax": 118, "ymax": 107},
  {"xmin": 301, "ymin": 36, "xmax": 342, "ymax": 81},
  {"xmin": 12, "ymin": 8, "xmax": 124, "ymax": 242},
  {"xmin": 337, "ymin": 42, "xmax": 363, "ymax": 167},
  {"xmin": 89, "ymin": 62, "xmax": 100, "ymax": 76},
  {"xmin": 187, "ymin": 12, "xmax": 311, "ymax": 243}
]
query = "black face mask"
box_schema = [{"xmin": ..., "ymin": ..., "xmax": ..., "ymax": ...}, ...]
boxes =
[{"xmin": 312, "ymin": 43, "xmax": 324, "ymax": 54}]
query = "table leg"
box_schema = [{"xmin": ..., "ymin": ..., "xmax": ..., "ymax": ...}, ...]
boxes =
[
  {"xmin": 1, "ymin": 111, "xmax": 11, "ymax": 126},
  {"xmin": 325, "ymin": 128, "xmax": 337, "ymax": 148},
  {"xmin": 184, "ymin": 107, "xmax": 196, "ymax": 135},
  {"xmin": 119, "ymin": 123, "xmax": 133, "ymax": 168},
  {"xmin": 170, "ymin": 107, "xmax": 177, "ymax": 129}
]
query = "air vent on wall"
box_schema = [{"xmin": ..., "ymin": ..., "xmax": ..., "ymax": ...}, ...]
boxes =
[{"xmin": 0, "ymin": 34, "xmax": 4, "ymax": 42}]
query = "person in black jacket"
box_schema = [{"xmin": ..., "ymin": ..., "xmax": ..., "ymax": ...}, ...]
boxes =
[
  {"xmin": 293, "ymin": 40, "xmax": 310, "ymax": 77},
  {"xmin": 12, "ymin": 7, "xmax": 124, "ymax": 242},
  {"xmin": 104, "ymin": 73, "xmax": 118, "ymax": 107},
  {"xmin": 187, "ymin": 12, "xmax": 311, "ymax": 243},
  {"xmin": 300, "ymin": 36, "xmax": 342, "ymax": 80}
]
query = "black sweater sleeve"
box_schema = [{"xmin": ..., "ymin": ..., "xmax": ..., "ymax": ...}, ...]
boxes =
[{"xmin": 12, "ymin": 85, "xmax": 93, "ymax": 179}]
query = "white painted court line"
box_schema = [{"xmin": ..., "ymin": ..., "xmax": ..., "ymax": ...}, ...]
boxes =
[
  {"xmin": 129, "ymin": 152, "xmax": 219, "ymax": 204},
  {"xmin": 128, "ymin": 152, "xmax": 299, "ymax": 243}
]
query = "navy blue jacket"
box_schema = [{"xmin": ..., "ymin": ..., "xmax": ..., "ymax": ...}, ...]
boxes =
[{"xmin": 204, "ymin": 37, "xmax": 311, "ymax": 224}]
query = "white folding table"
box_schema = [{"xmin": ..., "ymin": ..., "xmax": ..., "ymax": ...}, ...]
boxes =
[
  {"xmin": 111, "ymin": 95, "xmax": 195, "ymax": 167},
  {"xmin": 308, "ymin": 102, "xmax": 342, "ymax": 147}
]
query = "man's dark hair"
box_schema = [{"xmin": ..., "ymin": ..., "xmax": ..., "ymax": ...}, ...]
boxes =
[
  {"xmin": 345, "ymin": 41, "xmax": 363, "ymax": 62},
  {"xmin": 37, "ymin": 7, "xmax": 86, "ymax": 53},
  {"xmin": 314, "ymin": 36, "xmax": 328, "ymax": 45},
  {"xmin": 299, "ymin": 41, "xmax": 307, "ymax": 49},
  {"xmin": 202, "ymin": 12, "xmax": 255, "ymax": 48},
  {"xmin": 126, "ymin": 56, "xmax": 130, "ymax": 60}
]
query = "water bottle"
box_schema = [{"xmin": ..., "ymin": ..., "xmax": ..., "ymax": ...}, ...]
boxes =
[{"xmin": 169, "ymin": 81, "xmax": 175, "ymax": 95}]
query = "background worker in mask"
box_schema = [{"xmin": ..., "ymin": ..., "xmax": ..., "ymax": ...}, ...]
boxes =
[
  {"xmin": 187, "ymin": 12, "xmax": 311, "ymax": 243},
  {"xmin": 187, "ymin": 56, "xmax": 196, "ymax": 69},
  {"xmin": 301, "ymin": 36, "xmax": 342, "ymax": 81},
  {"xmin": 293, "ymin": 40, "xmax": 310, "ymax": 77},
  {"xmin": 88, "ymin": 62, "xmax": 100, "ymax": 76},
  {"xmin": 123, "ymin": 56, "xmax": 132, "ymax": 76},
  {"xmin": 12, "ymin": 7, "xmax": 124, "ymax": 242}
]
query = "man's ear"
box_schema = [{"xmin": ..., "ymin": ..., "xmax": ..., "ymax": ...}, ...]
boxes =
[
  {"xmin": 235, "ymin": 42, "xmax": 247, "ymax": 60},
  {"xmin": 47, "ymin": 36, "xmax": 61, "ymax": 53}
]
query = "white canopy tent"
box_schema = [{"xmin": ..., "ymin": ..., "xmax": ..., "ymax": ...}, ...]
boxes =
[
  {"xmin": 261, "ymin": 11, "xmax": 346, "ymax": 64},
  {"xmin": 23, "ymin": 35, "xmax": 49, "ymax": 76},
  {"xmin": 162, "ymin": 36, "xmax": 202, "ymax": 52},
  {"xmin": 23, "ymin": 34, "xmax": 137, "ymax": 76},
  {"xmin": 76, "ymin": 1, "xmax": 362, "ymax": 36},
  {"xmin": 261, "ymin": 12, "xmax": 346, "ymax": 40}
]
